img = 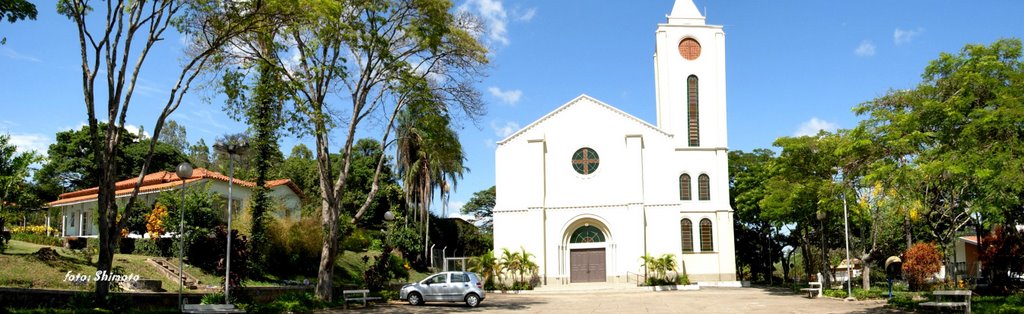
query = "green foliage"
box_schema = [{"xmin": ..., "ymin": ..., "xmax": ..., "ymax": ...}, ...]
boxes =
[
  {"xmin": 11, "ymin": 233, "xmax": 63, "ymax": 247},
  {"xmin": 640, "ymin": 254, "xmax": 684, "ymax": 286},
  {"xmin": 200, "ymin": 292, "xmax": 225, "ymax": 304},
  {"xmin": 461, "ymin": 186, "xmax": 495, "ymax": 233},
  {"xmin": 131, "ymin": 238, "xmax": 174, "ymax": 257},
  {"xmin": 902, "ymin": 243, "xmax": 943, "ymax": 291},
  {"xmin": 0, "ymin": 133, "xmax": 43, "ymax": 217},
  {"xmin": 0, "ymin": 0, "xmax": 36, "ymax": 45},
  {"xmin": 33, "ymin": 123, "xmax": 187, "ymax": 196},
  {"xmin": 470, "ymin": 250, "xmax": 501, "ymax": 289},
  {"xmin": 155, "ymin": 182, "xmax": 223, "ymax": 263},
  {"xmin": 428, "ymin": 213, "xmax": 492, "ymax": 258},
  {"xmin": 728, "ymin": 149, "xmax": 787, "ymax": 282},
  {"xmin": 266, "ymin": 217, "xmax": 323, "ymax": 278}
]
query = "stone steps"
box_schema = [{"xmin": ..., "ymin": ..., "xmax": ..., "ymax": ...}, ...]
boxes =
[{"xmin": 146, "ymin": 258, "xmax": 201, "ymax": 289}]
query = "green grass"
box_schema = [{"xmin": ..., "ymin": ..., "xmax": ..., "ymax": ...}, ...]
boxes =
[{"xmin": 0, "ymin": 240, "xmax": 225, "ymax": 292}]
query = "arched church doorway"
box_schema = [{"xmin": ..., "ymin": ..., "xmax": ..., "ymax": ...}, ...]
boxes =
[{"xmin": 567, "ymin": 223, "xmax": 608, "ymax": 283}]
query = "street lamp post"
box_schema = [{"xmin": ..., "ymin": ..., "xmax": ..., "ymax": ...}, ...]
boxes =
[
  {"xmin": 842, "ymin": 189, "xmax": 854, "ymax": 301},
  {"xmin": 817, "ymin": 210, "xmax": 828, "ymax": 290},
  {"xmin": 214, "ymin": 136, "xmax": 248, "ymax": 304},
  {"xmin": 175, "ymin": 162, "xmax": 193, "ymax": 310}
]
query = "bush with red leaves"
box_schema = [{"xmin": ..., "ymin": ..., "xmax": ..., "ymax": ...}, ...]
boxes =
[{"xmin": 903, "ymin": 242, "xmax": 943, "ymax": 291}]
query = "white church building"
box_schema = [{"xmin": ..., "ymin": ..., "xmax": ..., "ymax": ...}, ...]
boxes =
[{"xmin": 492, "ymin": 0, "xmax": 738, "ymax": 286}]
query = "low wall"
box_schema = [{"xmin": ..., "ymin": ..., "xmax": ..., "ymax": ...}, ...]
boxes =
[{"xmin": 0, "ymin": 286, "xmax": 314, "ymax": 310}]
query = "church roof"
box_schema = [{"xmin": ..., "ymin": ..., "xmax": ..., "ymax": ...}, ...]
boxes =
[
  {"xmin": 496, "ymin": 94, "xmax": 672, "ymax": 145},
  {"xmin": 670, "ymin": 0, "xmax": 704, "ymax": 19}
]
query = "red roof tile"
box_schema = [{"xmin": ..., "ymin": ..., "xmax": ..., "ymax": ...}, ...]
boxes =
[{"xmin": 48, "ymin": 168, "xmax": 302, "ymax": 207}]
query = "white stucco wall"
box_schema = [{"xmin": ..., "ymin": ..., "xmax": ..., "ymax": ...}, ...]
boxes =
[{"xmin": 493, "ymin": 1, "xmax": 737, "ymax": 286}]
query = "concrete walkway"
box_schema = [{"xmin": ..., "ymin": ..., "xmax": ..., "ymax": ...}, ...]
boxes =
[{"xmin": 322, "ymin": 287, "xmax": 904, "ymax": 313}]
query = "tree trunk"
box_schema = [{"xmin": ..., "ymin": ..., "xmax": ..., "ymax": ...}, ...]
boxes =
[
  {"xmin": 905, "ymin": 214, "xmax": 912, "ymax": 249},
  {"xmin": 315, "ymin": 201, "xmax": 339, "ymax": 301},
  {"xmin": 862, "ymin": 264, "xmax": 871, "ymax": 290}
]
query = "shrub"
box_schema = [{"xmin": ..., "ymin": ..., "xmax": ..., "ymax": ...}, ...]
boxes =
[
  {"xmin": 980, "ymin": 225, "xmax": 1024, "ymax": 294},
  {"xmin": 201, "ymin": 292, "xmax": 225, "ymax": 304},
  {"xmin": 12, "ymin": 232, "xmax": 63, "ymax": 247},
  {"xmin": 902, "ymin": 242, "xmax": 942, "ymax": 291},
  {"xmin": 265, "ymin": 217, "xmax": 322, "ymax": 278},
  {"xmin": 10, "ymin": 225, "xmax": 58, "ymax": 235},
  {"xmin": 132, "ymin": 238, "xmax": 174, "ymax": 257}
]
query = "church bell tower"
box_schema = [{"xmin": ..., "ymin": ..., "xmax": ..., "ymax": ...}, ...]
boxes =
[{"xmin": 653, "ymin": 0, "xmax": 728, "ymax": 149}]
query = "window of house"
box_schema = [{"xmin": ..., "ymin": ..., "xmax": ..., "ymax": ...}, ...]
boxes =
[
  {"xmin": 679, "ymin": 174, "xmax": 692, "ymax": 200},
  {"xmin": 698, "ymin": 174, "xmax": 710, "ymax": 200},
  {"xmin": 700, "ymin": 218, "xmax": 713, "ymax": 252},
  {"xmin": 681, "ymin": 218, "xmax": 693, "ymax": 253},
  {"xmin": 687, "ymin": 75, "xmax": 700, "ymax": 147}
]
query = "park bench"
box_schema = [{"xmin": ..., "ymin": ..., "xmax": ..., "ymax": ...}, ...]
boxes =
[
  {"xmin": 342, "ymin": 289, "xmax": 381, "ymax": 309},
  {"xmin": 920, "ymin": 290, "xmax": 972, "ymax": 314},
  {"xmin": 181, "ymin": 304, "xmax": 245, "ymax": 314},
  {"xmin": 800, "ymin": 272, "xmax": 823, "ymax": 298}
]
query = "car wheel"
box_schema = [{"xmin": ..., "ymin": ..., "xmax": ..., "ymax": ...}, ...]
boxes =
[
  {"xmin": 465, "ymin": 293, "xmax": 481, "ymax": 307},
  {"xmin": 407, "ymin": 292, "xmax": 423, "ymax": 306}
]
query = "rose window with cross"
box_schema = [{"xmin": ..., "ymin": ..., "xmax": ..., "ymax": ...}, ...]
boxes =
[{"xmin": 571, "ymin": 147, "xmax": 600, "ymax": 175}]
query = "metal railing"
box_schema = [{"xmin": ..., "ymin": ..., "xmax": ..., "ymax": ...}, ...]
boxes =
[{"xmin": 626, "ymin": 271, "xmax": 647, "ymax": 287}]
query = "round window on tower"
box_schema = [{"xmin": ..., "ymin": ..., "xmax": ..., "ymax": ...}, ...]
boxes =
[
  {"xmin": 571, "ymin": 147, "xmax": 600, "ymax": 175},
  {"xmin": 678, "ymin": 38, "xmax": 701, "ymax": 60}
]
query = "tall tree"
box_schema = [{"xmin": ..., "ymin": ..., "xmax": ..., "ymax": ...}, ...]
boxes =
[
  {"xmin": 854, "ymin": 39, "xmax": 1024, "ymax": 277},
  {"xmin": 55, "ymin": 0, "xmax": 273, "ymax": 299},
  {"xmin": 34, "ymin": 124, "xmax": 187, "ymax": 194},
  {"xmin": 729, "ymin": 149, "xmax": 783, "ymax": 283},
  {"xmin": 157, "ymin": 120, "xmax": 189, "ymax": 154},
  {"xmin": 188, "ymin": 138, "xmax": 211, "ymax": 169},
  {"xmin": 229, "ymin": 0, "xmax": 488, "ymax": 300},
  {"xmin": 0, "ymin": 134, "xmax": 42, "ymax": 222},
  {"xmin": 760, "ymin": 134, "xmax": 844, "ymax": 284},
  {"xmin": 461, "ymin": 185, "xmax": 495, "ymax": 234}
]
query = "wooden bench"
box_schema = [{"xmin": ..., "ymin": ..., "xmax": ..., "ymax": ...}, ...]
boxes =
[
  {"xmin": 342, "ymin": 289, "xmax": 382, "ymax": 309},
  {"xmin": 182, "ymin": 304, "xmax": 245, "ymax": 314},
  {"xmin": 800, "ymin": 272, "xmax": 823, "ymax": 298},
  {"xmin": 920, "ymin": 290, "xmax": 971, "ymax": 314}
]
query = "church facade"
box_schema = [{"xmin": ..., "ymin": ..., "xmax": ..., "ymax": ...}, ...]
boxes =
[{"xmin": 492, "ymin": 0, "xmax": 738, "ymax": 286}]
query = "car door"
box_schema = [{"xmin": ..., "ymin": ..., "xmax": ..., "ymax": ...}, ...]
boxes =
[
  {"xmin": 422, "ymin": 273, "xmax": 449, "ymax": 301},
  {"xmin": 447, "ymin": 272, "xmax": 471, "ymax": 301}
]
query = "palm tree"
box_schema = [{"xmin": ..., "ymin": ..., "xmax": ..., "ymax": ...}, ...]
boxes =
[
  {"xmin": 519, "ymin": 247, "xmax": 538, "ymax": 284},
  {"xmin": 396, "ymin": 101, "xmax": 468, "ymax": 264},
  {"xmin": 657, "ymin": 254, "xmax": 678, "ymax": 283},
  {"xmin": 469, "ymin": 250, "xmax": 501, "ymax": 289},
  {"xmin": 499, "ymin": 248, "xmax": 521, "ymax": 286},
  {"xmin": 641, "ymin": 253, "xmax": 658, "ymax": 282}
]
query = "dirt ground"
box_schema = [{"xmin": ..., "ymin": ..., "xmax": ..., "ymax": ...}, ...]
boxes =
[{"xmin": 322, "ymin": 287, "xmax": 905, "ymax": 313}]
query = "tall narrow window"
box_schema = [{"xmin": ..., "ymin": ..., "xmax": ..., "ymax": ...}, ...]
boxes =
[
  {"xmin": 700, "ymin": 218, "xmax": 713, "ymax": 252},
  {"xmin": 679, "ymin": 174, "xmax": 692, "ymax": 200},
  {"xmin": 680, "ymin": 219, "xmax": 694, "ymax": 253},
  {"xmin": 698, "ymin": 174, "xmax": 710, "ymax": 200},
  {"xmin": 687, "ymin": 75, "xmax": 700, "ymax": 146}
]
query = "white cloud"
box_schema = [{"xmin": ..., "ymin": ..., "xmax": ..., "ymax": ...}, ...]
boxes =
[
  {"xmin": 124, "ymin": 124, "xmax": 151, "ymax": 139},
  {"xmin": 0, "ymin": 47, "xmax": 41, "ymax": 62},
  {"xmin": 487, "ymin": 86, "xmax": 522, "ymax": 105},
  {"xmin": 459, "ymin": 0, "xmax": 510, "ymax": 46},
  {"xmin": 514, "ymin": 7, "xmax": 537, "ymax": 22},
  {"xmin": 490, "ymin": 120, "xmax": 520, "ymax": 138},
  {"xmin": 794, "ymin": 117, "xmax": 839, "ymax": 137},
  {"xmin": 854, "ymin": 40, "xmax": 876, "ymax": 57},
  {"xmin": 894, "ymin": 28, "xmax": 924, "ymax": 45},
  {"xmin": 7, "ymin": 133, "xmax": 52, "ymax": 155}
]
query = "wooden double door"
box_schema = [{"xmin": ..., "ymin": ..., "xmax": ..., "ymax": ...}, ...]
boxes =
[{"xmin": 570, "ymin": 248, "xmax": 606, "ymax": 283}]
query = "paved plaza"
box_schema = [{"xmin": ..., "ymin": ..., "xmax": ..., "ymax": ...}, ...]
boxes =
[{"xmin": 326, "ymin": 287, "xmax": 903, "ymax": 313}]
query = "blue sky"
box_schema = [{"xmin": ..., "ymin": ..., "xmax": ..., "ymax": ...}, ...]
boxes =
[{"xmin": 2, "ymin": 0, "xmax": 1023, "ymax": 217}]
